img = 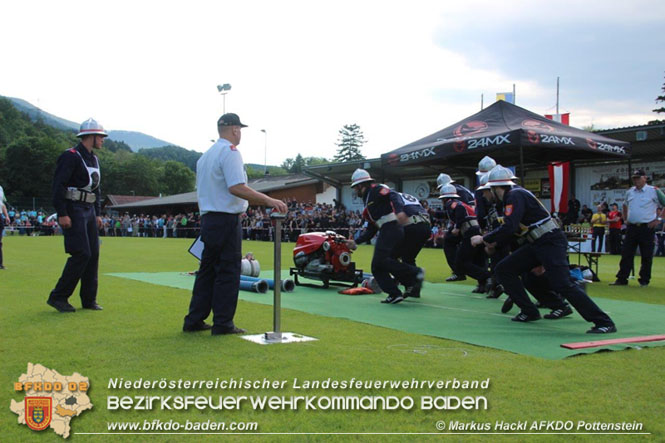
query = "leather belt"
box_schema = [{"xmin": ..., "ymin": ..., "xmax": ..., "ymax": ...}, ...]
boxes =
[
  {"xmin": 460, "ymin": 219, "xmax": 479, "ymax": 235},
  {"xmin": 404, "ymin": 213, "xmax": 430, "ymax": 226},
  {"xmin": 526, "ymin": 218, "xmax": 558, "ymax": 243},
  {"xmin": 65, "ymin": 188, "xmax": 96, "ymax": 203},
  {"xmin": 376, "ymin": 212, "xmax": 397, "ymax": 228}
]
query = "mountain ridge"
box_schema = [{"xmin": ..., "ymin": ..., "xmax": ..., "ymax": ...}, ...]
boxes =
[{"xmin": 4, "ymin": 96, "xmax": 177, "ymax": 151}]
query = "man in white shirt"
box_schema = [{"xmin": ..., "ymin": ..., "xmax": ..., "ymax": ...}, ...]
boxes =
[
  {"xmin": 611, "ymin": 169, "xmax": 665, "ymax": 287},
  {"xmin": 183, "ymin": 113, "xmax": 288, "ymax": 335}
]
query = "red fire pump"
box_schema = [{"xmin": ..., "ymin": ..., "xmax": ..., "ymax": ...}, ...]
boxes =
[{"xmin": 290, "ymin": 231, "xmax": 364, "ymax": 288}]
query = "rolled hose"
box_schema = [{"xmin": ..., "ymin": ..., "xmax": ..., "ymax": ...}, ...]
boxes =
[
  {"xmin": 240, "ymin": 275, "xmax": 295, "ymax": 292},
  {"xmin": 239, "ymin": 279, "xmax": 269, "ymax": 294}
]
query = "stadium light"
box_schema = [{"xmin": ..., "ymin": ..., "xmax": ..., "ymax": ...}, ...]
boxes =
[{"xmin": 216, "ymin": 83, "xmax": 232, "ymax": 113}]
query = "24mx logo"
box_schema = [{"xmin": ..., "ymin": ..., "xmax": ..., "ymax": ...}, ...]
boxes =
[
  {"xmin": 540, "ymin": 135, "xmax": 574, "ymax": 145},
  {"xmin": 467, "ymin": 134, "xmax": 510, "ymax": 150},
  {"xmin": 400, "ymin": 147, "xmax": 436, "ymax": 162}
]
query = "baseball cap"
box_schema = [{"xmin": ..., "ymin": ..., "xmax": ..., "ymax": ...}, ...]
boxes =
[
  {"xmin": 217, "ymin": 113, "xmax": 248, "ymax": 127},
  {"xmin": 631, "ymin": 169, "xmax": 646, "ymax": 177}
]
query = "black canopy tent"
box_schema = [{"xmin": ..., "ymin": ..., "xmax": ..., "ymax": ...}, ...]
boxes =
[{"xmin": 380, "ymin": 101, "xmax": 631, "ymax": 182}]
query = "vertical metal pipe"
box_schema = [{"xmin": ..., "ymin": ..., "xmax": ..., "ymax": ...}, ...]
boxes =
[{"xmin": 273, "ymin": 217, "xmax": 282, "ymax": 334}]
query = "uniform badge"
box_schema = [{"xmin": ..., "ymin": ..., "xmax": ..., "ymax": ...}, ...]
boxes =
[
  {"xmin": 451, "ymin": 202, "xmax": 458, "ymax": 209},
  {"xmin": 25, "ymin": 397, "xmax": 52, "ymax": 431},
  {"xmin": 505, "ymin": 204, "xmax": 513, "ymax": 216},
  {"xmin": 230, "ymin": 145, "xmax": 237, "ymax": 151},
  {"xmin": 379, "ymin": 186, "xmax": 389, "ymax": 196}
]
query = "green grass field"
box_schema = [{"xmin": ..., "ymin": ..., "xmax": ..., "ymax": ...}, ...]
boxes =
[{"xmin": 2, "ymin": 235, "xmax": 665, "ymax": 441}]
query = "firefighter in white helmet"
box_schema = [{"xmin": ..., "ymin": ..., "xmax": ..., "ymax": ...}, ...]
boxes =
[
  {"xmin": 47, "ymin": 118, "xmax": 107, "ymax": 313},
  {"xmin": 431, "ymin": 173, "xmax": 475, "ymax": 283},
  {"xmin": 475, "ymin": 155, "xmax": 497, "ymax": 176},
  {"xmin": 470, "ymin": 165, "xmax": 616, "ymax": 333},
  {"xmin": 346, "ymin": 169, "xmax": 424, "ymax": 304},
  {"xmin": 438, "ymin": 184, "xmax": 492, "ymax": 292}
]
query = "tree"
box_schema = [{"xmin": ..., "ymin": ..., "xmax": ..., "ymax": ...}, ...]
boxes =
[
  {"xmin": 650, "ymin": 72, "xmax": 665, "ymax": 125},
  {"xmin": 280, "ymin": 155, "xmax": 330, "ymax": 173},
  {"xmin": 160, "ymin": 161, "xmax": 196, "ymax": 195},
  {"xmin": 3, "ymin": 135, "xmax": 63, "ymax": 199},
  {"xmin": 333, "ymin": 124, "xmax": 366, "ymax": 162}
]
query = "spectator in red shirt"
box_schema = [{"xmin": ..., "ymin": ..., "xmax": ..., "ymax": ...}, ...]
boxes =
[{"xmin": 607, "ymin": 203, "xmax": 623, "ymax": 255}]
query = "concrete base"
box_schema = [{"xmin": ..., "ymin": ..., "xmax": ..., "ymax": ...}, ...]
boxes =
[{"xmin": 241, "ymin": 332, "xmax": 318, "ymax": 345}]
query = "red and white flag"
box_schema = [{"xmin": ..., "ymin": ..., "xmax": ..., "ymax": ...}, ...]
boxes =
[
  {"xmin": 548, "ymin": 161, "xmax": 570, "ymax": 214},
  {"xmin": 545, "ymin": 113, "xmax": 570, "ymax": 125}
]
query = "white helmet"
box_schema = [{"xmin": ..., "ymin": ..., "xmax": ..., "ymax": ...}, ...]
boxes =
[
  {"xmin": 436, "ymin": 173, "xmax": 455, "ymax": 189},
  {"xmin": 350, "ymin": 169, "xmax": 374, "ymax": 188},
  {"xmin": 476, "ymin": 172, "xmax": 491, "ymax": 190},
  {"xmin": 77, "ymin": 118, "xmax": 108, "ymax": 137},
  {"xmin": 476, "ymin": 156, "xmax": 497, "ymax": 175},
  {"xmin": 488, "ymin": 165, "xmax": 517, "ymax": 187},
  {"xmin": 438, "ymin": 183, "xmax": 460, "ymax": 199}
]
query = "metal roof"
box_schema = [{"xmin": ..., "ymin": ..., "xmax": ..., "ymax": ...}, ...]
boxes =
[{"xmin": 108, "ymin": 174, "xmax": 319, "ymax": 210}]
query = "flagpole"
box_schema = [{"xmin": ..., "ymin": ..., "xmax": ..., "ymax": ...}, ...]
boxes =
[
  {"xmin": 556, "ymin": 76, "xmax": 559, "ymax": 115},
  {"xmin": 481, "ymin": 93, "xmax": 484, "ymax": 110},
  {"xmin": 513, "ymin": 83, "xmax": 516, "ymax": 104}
]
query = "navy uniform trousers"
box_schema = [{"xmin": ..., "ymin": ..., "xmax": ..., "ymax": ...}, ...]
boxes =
[
  {"xmin": 50, "ymin": 202, "xmax": 99, "ymax": 306},
  {"xmin": 373, "ymin": 221, "xmax": 419, "ymax": 297},
  {"xmin": 495, "ymin": 230, "xmax": 613, "ymax": 326},
  {"xmin": 185, "ymin": 212, "xmax": 241, "ymax": 333},
  {"xmin": 443, "ymin": 233, "xmax": 463, "ymax": 276},
  {"xmin": 456, "ymin": 230, "xmax": 491, "ymax": 284},
  {"xmin": 616, "ymin": 224, "xmax": 655, "ymax": 285},
  {"xmin": 395, "ymin": 221, "xmax": 431, "ymax": 266}
]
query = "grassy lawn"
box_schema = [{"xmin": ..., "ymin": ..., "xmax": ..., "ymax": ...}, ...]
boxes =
[{"xmin": 1, "ymin": 235, "xmax": 664, "ymax": 441}]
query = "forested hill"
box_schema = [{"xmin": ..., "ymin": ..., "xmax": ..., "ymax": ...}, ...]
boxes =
[
  {"xmin": 4, "ymin": 96, "xmax": 176, "ymax": 151},
  {"xmin": 138, "ymin": 145, "xmax": 202, "ymax": 171},
  {"xmin": 0, "ymin": 97, "xmax": 195, "ymax": 203}
]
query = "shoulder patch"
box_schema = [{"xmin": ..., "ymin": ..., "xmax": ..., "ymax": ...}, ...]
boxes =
[
  {"xmin": 68, "ymin": 148, "xmax": 77, "ymax": 153},
  {"xmin": 504, "ymin": 204, "xmax": 513, "ymax": 216},
  {"xmin": 451, "ymin": 201, "xmax": 458, "ymax": 209},
  {"xmin": 379, "ymin": 186, "xmax": 390, "ymax": 196},
  {"xmin": 230, "ymin": 145, "xmax": 237, "ymax": 151}
]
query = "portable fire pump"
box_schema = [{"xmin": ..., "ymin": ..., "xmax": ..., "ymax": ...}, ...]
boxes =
[{"xmin": 290, "ymin": 231, "xmax": 364, "ymax": 288}]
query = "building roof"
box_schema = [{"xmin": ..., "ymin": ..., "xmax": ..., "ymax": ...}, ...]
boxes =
[
  {"xmin": 108, "ymin": 173, "xmax": 319, "ymax": 210},
  {"xmin": 595, "ymin": 123, "xmax": 665, "ymax": 159},
  {"xmin": 103, "ymin": 195, "xmax": 157, "ymax": 207}
]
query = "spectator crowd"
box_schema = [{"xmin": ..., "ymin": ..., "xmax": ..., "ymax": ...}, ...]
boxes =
[{"xmin": 3, "ymin": 196, "xmax": 664, "ymax": 256}]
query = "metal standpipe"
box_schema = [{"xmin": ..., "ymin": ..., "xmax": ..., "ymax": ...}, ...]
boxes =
[
  {"xmin": 267, "ymin": 213, "xmax": 285, "ymax": 341},
  {"xmin": 241, "ymin": 212, "xmax": 317, "ymax": 345}
]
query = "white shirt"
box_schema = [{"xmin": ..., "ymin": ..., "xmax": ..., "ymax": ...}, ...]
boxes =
[
  {"xmin": 625, "ymin": 184, "xmax": 659, "ymax": 224},
  {"xmin": 196, "ymin": 138, "xmax": 248, "ymax": 215}
]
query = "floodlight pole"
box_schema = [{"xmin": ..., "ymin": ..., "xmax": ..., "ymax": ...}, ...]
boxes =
[
  {"xmin": 217, "ymin": 83, "xmax": 232, "ymax": 114},
  {"xmin": 261, "ymin": 129, "xmax": 267, "ymax": 174}
]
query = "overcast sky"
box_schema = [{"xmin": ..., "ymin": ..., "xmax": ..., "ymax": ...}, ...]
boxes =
[{"xmin": 1, "ymin": 0, "xmax": 663, "ymax": 166}]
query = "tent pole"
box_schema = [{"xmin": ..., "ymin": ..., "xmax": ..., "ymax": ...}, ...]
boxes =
[{"xmin": 519, "ymin": 145, "xmax": 525, "ymax": 186}]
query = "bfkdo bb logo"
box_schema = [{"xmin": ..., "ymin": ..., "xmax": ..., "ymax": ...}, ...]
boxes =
[{"xmin": 25, "ymin": 397, "xmax": 53, "ymax": 431}]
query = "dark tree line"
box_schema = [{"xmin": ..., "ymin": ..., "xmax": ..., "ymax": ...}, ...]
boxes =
[{"xmin": 0, "ymin": 97, "xmax": 195, "ymax": 202}]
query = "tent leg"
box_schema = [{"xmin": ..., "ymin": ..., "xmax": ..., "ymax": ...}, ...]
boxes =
[{"xmin": 519, "ymin": 145, "xmax": 525, "ymax": 186}]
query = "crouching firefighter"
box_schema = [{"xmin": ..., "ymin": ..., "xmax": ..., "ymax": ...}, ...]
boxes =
[
  {"xmin": 394, "ymin": 192, "xmax": 431, "ymax": 298},
  {"xmin": 471, "ymin": 166, "xmax": 616, "ymax": 334},
  {"xmin": 346, "ymin": 169, "xmax": 424, "ymax": 304},
  {"xmin": 439, "ymin": 184, "xmax": 492, "ymax": 293},
  {"xmin": 435, "ymin": 172, "xmax": 476, "ymax": 282}
]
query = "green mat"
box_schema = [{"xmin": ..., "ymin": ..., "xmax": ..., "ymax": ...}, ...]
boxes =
[{"xmin": 107, "ymin": 271, "xmax": 665, "ymax": 359}]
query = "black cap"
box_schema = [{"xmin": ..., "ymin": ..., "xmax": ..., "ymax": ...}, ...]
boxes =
[
  {"xmin": 631, "ymin": 168, "xmax": 646, "ymax": 177},
  {"xmin": 217, "ymin": 113, "xmax": 247, "ymax": 128}
]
